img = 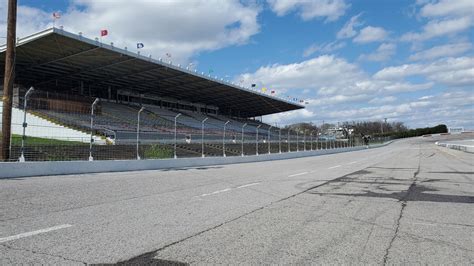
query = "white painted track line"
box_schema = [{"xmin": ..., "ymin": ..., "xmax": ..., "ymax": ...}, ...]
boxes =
[
  {"xmin": 199, "ymin": 183, "xmax": 261, "ymax": 198},
  {"xmin": 200, "ymin": 188, "xmax": 232, "ymax": 197},
  {"xmin": 288, "ymin": 172, "xmax": 308, "ymax": 177},
  {"xmin": 0, "ymin": 224, "xmax": 73, "ymax": 243},
  {"xmin": 328, "ymin": 165, "xmax": 342, "ymax": 169},
  {"xmin": 237, "ymin": 182, "xmax": 261, "ymax": 189},
  {"xmin": 348, "ymin": 161, "xmax": 358, "ymax": 165}
]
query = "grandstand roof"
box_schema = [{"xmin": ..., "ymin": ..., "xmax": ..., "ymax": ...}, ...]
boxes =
[{"xmin": 0, "ymin": 28, "xmax": 304, "ymax": 117}]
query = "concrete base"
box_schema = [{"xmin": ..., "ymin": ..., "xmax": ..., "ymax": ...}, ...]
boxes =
[
  {"xmin": 436, "ymin": 141, "xmax": 474, "ymax": 153},
  {"xmin": 0, "ymin": 142, "xmax": 391, "ymax": 178}
]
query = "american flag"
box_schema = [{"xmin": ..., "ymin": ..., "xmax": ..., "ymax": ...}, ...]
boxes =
[{"xmin": 52, "ymin": 12, "xmax": 61, "ymax": 19}]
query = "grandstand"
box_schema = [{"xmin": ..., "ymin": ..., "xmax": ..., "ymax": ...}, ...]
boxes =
[{"xmin": 0, "ymin": 27, "xmax": 309, "ymax": 160}]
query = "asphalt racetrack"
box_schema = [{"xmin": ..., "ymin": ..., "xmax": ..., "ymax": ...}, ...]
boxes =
[{"xmin": 1, "ymin": 135, "xmax": 473, "ymax": 264}]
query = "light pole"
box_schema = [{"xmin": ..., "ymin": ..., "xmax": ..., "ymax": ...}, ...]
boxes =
[
  {"xmin": 174, "ymin": 113, "xmax": 181, "ymax": 159},
  {"xmin": 89, "ymin": 98, "xmax": 99, "ymax": 161},
  {"xmin": 241, "ymin": 123, "xmax": 247, "ymax": 157},
  {"xmin": 201, "ymin": 117, "xmax": 208, "ymax": 158},
  {"xmin": 136, "ymin": 107, "xmax": 145, "ymax": 160},
  {"xmin": 223, "ymin": 120, "xmax": 230, "ymax": 157},
  {"xmin": 279, "ymin": 128, "xmax": 282, "ymax": 154},
  {"xmin": 310, "ymin": 131, "xmax": 313, "ymax": 151},
  {"xmin": 18, "ymin": 87, "xmax": 34, "ymax": 162},
  {"xmin": 256, "ymin": 125, "xmax": 262, "ymax": 155},
  {"xmin": 267, "ymin": 125, "xmax": 273, "ymax": 154}
]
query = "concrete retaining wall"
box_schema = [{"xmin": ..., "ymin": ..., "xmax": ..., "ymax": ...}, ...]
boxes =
[
  {"xmin": 0, "ymin": 142, "xmax": 391, "ymax": 179},
  {"xmin": 436, "ymin": 141, "xmax": 474, "ymax": 153}
]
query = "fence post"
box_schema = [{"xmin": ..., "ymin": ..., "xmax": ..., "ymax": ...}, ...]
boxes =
[
  {"xmin": 223, "ymin": 120, "xmax": 230, "ymax": 157},
  {"xmin": 256, "ymin": 125, "xmax": 261, "ymax": 155},
  {"xmin": 241, "ymin": 123, "xmax": 247, "ymax": 157},
  {"xmin": 268, "ymin": 125, "xmax": 273, "ymax": 154},
  {"xmin": 174, "ymin": 113, "xmax": 181, "ymax": 159},
  {"xmin": 279, "ymin": 128, "xmax": 282, "ymax": 154},
  {"xmin": 288, "ymin": 130, "xmax": 290, "ymax": 152},
  {"xmin": 19, "ymin": 87, "xmax": 34, "ymax": 162},
  {"xmin": 296, "ymin": 131, "xmax": 299, "ymax": 152},
  {"xmin": 136, "ymin": 107, "xmax": 145, "ymax": 160},
  {"xmin": 303, "ymin": 130, "xmax": 306, "ymax": 151},
  {"xmin": 201, "ymin": 117, "xmax": 208, "ymax": 158},
  {"xmin": 88, "ymin": 98, "xmax": 99, "ymax": 161}
]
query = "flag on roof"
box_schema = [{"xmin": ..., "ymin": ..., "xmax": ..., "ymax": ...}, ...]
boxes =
[
  {"xmin": 251, "ymin": 84, "xmax": 256, "ymax": 87},
  {"xmin": 100, "ymin": 29, "xmax": 108, "ymax": 37},
  {"xmin": 52, "ymin": 12, "xmax": 61, "ymax": 19},
  {"xmin": 165, "ymin": 52, "xmax": 172, "ymax": 58},
  {"xmin": 137, "ymin": 43, "xmax": 144, "ymax": 49},
  {"xmin": 271, "ymin": 90, "xmax": 275, "ymax": 94},
  {"xmin": 261, "ymin": 87, "xmax": 267, "ymax": 93},
  {"xmin": 208, "ymin": 69, "xmax": 214, "ymax": 74}
]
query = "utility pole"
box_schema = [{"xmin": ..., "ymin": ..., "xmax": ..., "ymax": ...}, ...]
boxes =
[{"xmin": 1, "ymin": 0, "xmax": 17, "ymax": 161}]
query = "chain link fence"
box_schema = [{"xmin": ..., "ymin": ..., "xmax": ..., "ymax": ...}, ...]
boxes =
[{"xmin": 0, "ymin": 90, "xmax": 391, "ymax": 162}]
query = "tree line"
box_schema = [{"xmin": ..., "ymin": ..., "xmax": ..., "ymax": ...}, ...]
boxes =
[{"xmin": 283, "ymin": 121, "xmax": 447, "ymax": 139}]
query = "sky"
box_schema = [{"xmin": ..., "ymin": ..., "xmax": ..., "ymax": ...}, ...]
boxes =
[{"xmin": 1, "ymin": 0, "xmax": 473, "ymax": 129}]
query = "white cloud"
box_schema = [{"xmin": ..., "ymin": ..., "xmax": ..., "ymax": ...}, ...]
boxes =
[
  {"xmin": 0, "ymin": 3, "xmax": 51, "ymax": 40},
  {"xmin": 237, "ymin": 55, "xmax": 366, "ymax": 95},
  {"xmin": 267, "ymin": 0, "xmax": 349, "ymax": 21},
  {"xmin": 420, "ymin": 0, "xmax": 474, "ymax": 18},
  {"xmin": 402, "ymin": 0, "xmax": 474, "ymax": 47},
  {"xmin": 1, "ymin": 0, "xmax": 261, "ymax": 63},
  {"xmin": 368, "ymin": 96, "xmax": 397, "ymax": 104},
  {"xmin": 374, "ymin": 56, "xmax": 474, "ymax": 87},
  {"xmin": 336, "ymin": 13, "xmax": 363, "ymax": 39},
  {"xmin": 409, "ymin": 42, "xmax": 472, "ymax": 61},
  {"xmin": 303, "ymin": 41, "xmax": 346, "ymax": 57},
  {"xmin": 353, "ymin": 26, "xmax": 388, "ymax": 43},
  {"xmin": 317, "ymin": 89, "xmax": 474, "ymax": 128},
  {"xmin": 401, "ymin": 16, "xmax": 473, "ymax": 42},
  {"xmin": 238, "ymin": 55, "xmax": 472, "ymax": 127},
  {"xmin": 382, "ymin": 82, "xmax": 434, "ymax": 93},
  {"xmin": 359, "ymin": 43, "xmax": 396, "ymax": 62}
]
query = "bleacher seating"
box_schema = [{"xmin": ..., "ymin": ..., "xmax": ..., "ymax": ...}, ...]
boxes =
[{"xmin": 29, "ymin": 96, "xmax": 280, "ymax": 144}]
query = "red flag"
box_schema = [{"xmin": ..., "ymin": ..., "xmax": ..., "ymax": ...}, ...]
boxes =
[{"xmin": 100, "ymin": 29, "xmax": 108, "ymax": 37}]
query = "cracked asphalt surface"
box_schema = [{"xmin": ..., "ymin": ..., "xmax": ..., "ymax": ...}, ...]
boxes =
[{"xmin": 1, "ymin": 135, "xmax": 473, "ymax": 264}]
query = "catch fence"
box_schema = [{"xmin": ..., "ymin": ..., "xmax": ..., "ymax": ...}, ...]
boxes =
[{"xmin": 0, "ymin": 90, "xmax": 390, "ymax": 162}]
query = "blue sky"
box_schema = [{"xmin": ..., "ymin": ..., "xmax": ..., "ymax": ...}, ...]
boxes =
[{"xmin": 1, "ymin": 0, "xmax": 473, "ymax": 128}]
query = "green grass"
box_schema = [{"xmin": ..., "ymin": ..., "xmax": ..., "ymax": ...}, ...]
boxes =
[
  {"xmin": 144, "ymin": 144, "xmax": 173, "ymax": 159},
  {"xmin": 11, "ymin": 134, "xmax": 86, "ymax": 146}
]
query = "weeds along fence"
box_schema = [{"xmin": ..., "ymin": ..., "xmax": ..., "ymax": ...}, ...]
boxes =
[{"xmin": 0, "ymin": 90, "xmax": 391, "ymax": 162}]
